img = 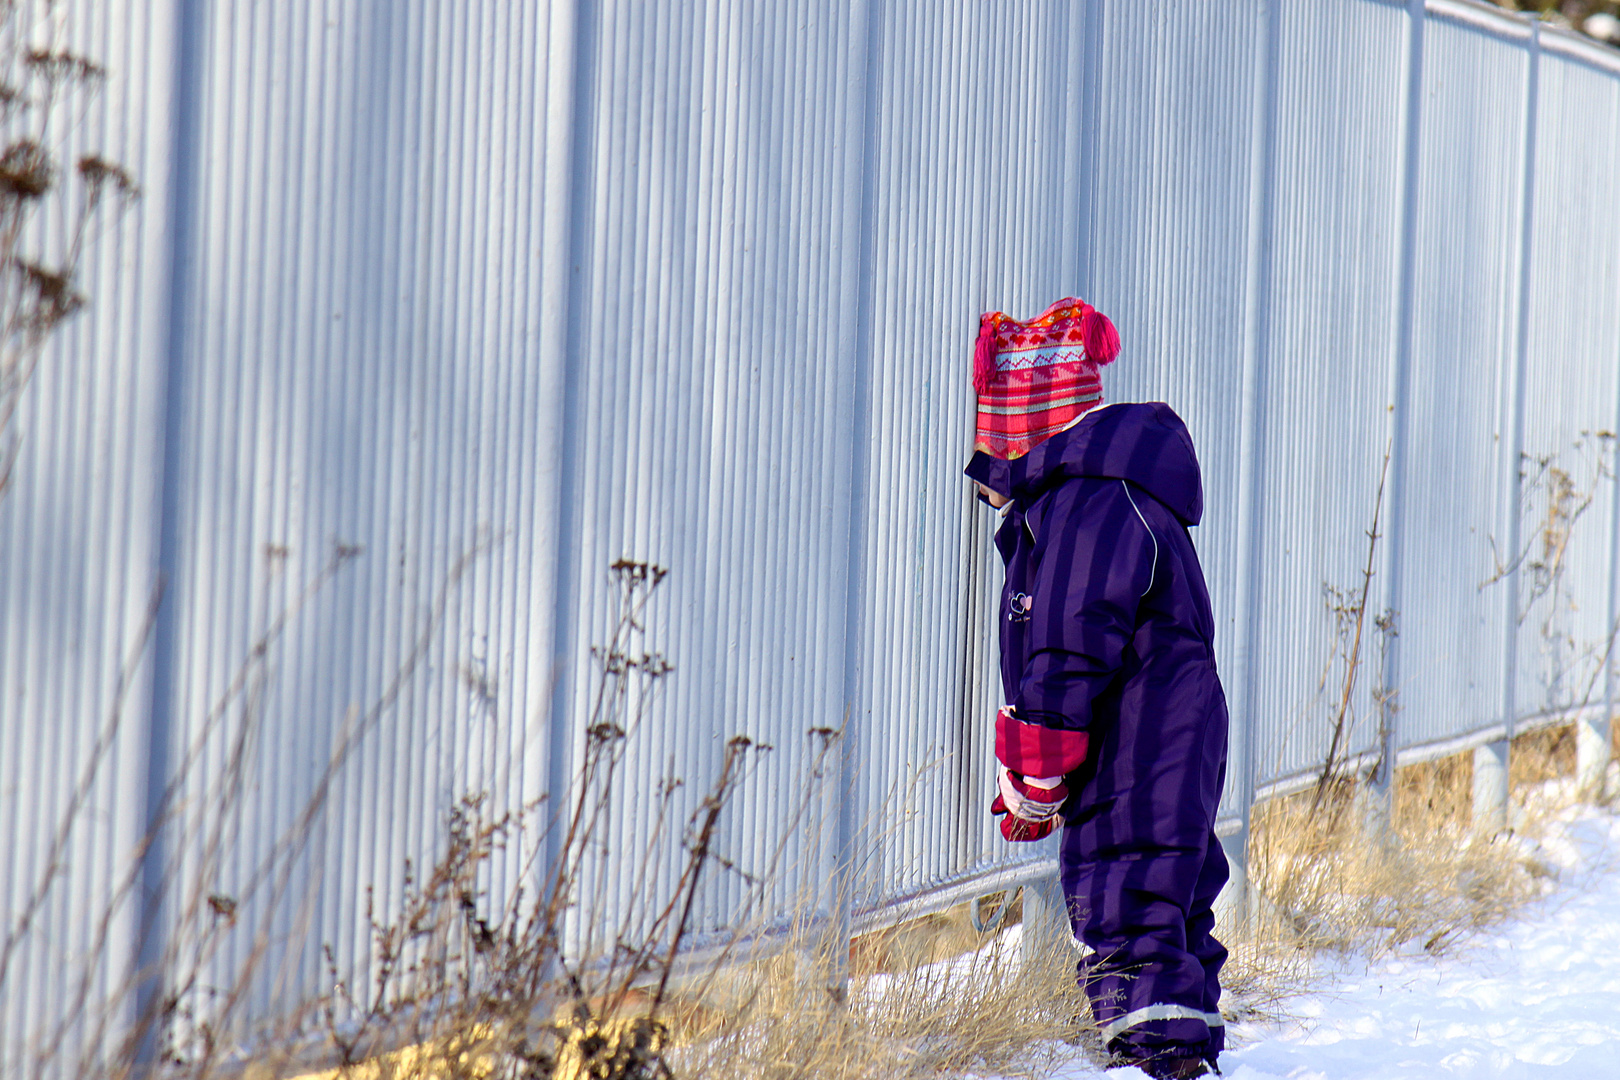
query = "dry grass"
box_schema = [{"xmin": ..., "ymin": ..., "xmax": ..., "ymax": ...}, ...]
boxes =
[
  {"xmin": 661, "ymin": 914, "xmax": 1091, "ymax": 1080},
  {"xmin": 257, "ymin": 720, "xmax": 1617, "ymax": 1080},
  {"xmin": 57, "ymin": 714, "xmax": 1618, "ymax": 1080},
  {"xmin": 849, "ymin": 892, "xmax": 1023, "ymax": 976},
  {"xmin": 665, "ymin": 718, "xmax": 1613, "ymax": 1078},
  {"xmin": 1210, "ymin": 721, "xmax": 1620, "ymax": 1040},
  {"xmin": 222, "ymin": 716, "xmax": 1618, "ymax": 1080},
  {"xmin": 264, "ymin": 892, "xmax": 1094, "ymax": 1080},
  {"xmin": 1510, "ymin": 723, "xmax": 1577, "ymax": 790},
  {"xmin": 1215, "ymin": 433, "xmax": 1620, "ymax": 1018},
  {"xmin": 213, "ymin": 559, "xmax": 1099, "ymax": 1080},
  {"xmin": 1239, "ymin": 722, "xmax": 1597, "ymax": 979}
]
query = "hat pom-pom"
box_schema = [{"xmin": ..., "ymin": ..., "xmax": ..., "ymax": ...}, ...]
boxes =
[
  {"xmin": 1080, "ymin": 308, "xmax": 1120, "ymax": 365},
  {"xmin": 972, "ymin": 317, "xmax": 996, "ymax": 394}
]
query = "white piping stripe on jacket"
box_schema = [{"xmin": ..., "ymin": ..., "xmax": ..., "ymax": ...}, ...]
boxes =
[
  {"xmin": 1120, "ymin": 481, "xmax": 1158, "ymax": 596},
  {"xmin": 1100, "ymin": 1003, "xmax": 1225, "ymax": 1041}
]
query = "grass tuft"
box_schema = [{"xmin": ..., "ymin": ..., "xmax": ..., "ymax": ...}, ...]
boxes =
[{"xmin": 1235, "ymin": 721, "xmax": 1610, "ymax": 984}]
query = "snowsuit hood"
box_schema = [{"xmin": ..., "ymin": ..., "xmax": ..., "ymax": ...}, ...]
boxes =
[{"xmin": 964, "ymin": 401, "xmax": 1203, "ymax": 527}]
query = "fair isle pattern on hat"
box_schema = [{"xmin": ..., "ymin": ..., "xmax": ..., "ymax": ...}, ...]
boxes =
[{"xmin": 972, "ymin": 297, "xmax": 1120, "ymax": 460}]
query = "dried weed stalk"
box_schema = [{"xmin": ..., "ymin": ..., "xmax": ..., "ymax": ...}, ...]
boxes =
[
  {"xmin": 17, "ymin": 547, "xmax": 1101, "ymax": 1080},
  {"xmin": 1238, "ymin": 716, "xmax": 1608, "ymax": 975},
  {"xmin": 264, "ymin": 558, "xmax": 1100, "ymax": 1080},
  {"xmin": 0, "ymin": 0, "xmax": 138, "ymax": 500},
  {"xmin": 271, "ymin": 560, "xmax": 778, "ymax": 1080},
  {"xmin": 1307, "ymin": 445, "xmax": 1395, "ymax": 819},
  {"xmin": 6, "ymin": 538, "xmax": 487, "ymax": 1080},
  {"xmin": 1224, "ymin": 437, "xmax": 1620, "ymax": 1020},
  {"xmin": 1484, "ymin": 432, "xmax": 1619, "ymax": 711}
]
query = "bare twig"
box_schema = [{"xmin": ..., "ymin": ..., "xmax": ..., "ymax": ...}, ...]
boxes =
[
  {"xmin": 0, "ymin": 584, "xmax": 163, "ymax": 997},
  {"xmin": 1309, "ymin": 445, "xmax": 1391, "ymax": 815},
  {"xmin": 0, "ymin": 3, "xmax": 136, "ymax": 502}
]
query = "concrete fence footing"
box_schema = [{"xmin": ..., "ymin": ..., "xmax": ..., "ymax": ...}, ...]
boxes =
[
  {"xmin": 1020, "ymin": 872, "xmax": 1071, "ymax": 979},
  {"xmin": 1576, "ymin": 714, "xmax": 1614, "ymax": 801},
  {"xmin": 1473, "ymin": 739, "xmax": 1511, "ymax": 833}
]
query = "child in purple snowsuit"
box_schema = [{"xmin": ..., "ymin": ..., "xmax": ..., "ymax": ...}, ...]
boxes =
[{"xmin": 964, "ymin": 301, "xmax": 1229, "ymax": 1079}]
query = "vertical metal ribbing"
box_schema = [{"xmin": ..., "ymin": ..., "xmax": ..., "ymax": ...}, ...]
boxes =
[
  {"xmin": 1481, "ymin": 21, "xmax": 1541, "ymax": 832},
  {"xmin": 540, "ymin": 0, "xmax": 600, "ymax": 966},
  {"xmin": 1595, "ymin": 379, "xmax": 1620, "ymax": 799},
  {"xmin": 1071, "ymin": 0, "xmax": 1103, "ymax": 298},
  {"xmin": 1593, "ymin": 225, "xmax": 1620, "ymax": 800},
  {"xmin": 1054, "ymin": 0, "xmax": 1087, "ymax": 291},
  {"xmin": 1591, "ymin": 58, "xmax": 1620, "ymax": 803},
  {"xmin": 133, "ymin": 0, "xmax": 207, "ymax": 1065},
  {"xmin": 1367, "ymin": 0, "xmax": 1428, "ymax": 828},
  {"xmin": 1224, "ymin": 0, "xmax": 1281, "ymax": 922},
  {"xmin": 829, "ymin": 0, "xmax": 883, "ymax": 1001}
]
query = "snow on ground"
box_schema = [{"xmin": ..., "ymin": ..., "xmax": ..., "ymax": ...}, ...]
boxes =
[{"xmin": 1040, "ymin": 804, "xmax": 1620, "ymax": 1080}]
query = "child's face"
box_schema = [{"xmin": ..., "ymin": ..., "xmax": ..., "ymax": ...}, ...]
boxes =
[{"xmin": 975, "ymin": 482, "xmax": 1011, "ymax": 509}]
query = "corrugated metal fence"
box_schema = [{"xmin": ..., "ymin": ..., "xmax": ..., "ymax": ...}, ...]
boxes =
[{"xmin": 3, "ymin": 0, "xmax": 1619, "ymax": 1070}]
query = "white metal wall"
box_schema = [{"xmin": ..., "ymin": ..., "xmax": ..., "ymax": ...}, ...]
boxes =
[
  {"xmin": 1516, "ymin": 35, "xmax": 1620, "ymax": 725},
  {"xmin": 1399, "ymin": 8, "xmax": 1527, "ymax": 752},
  {"xmin": 3, "ymin": 0, "xmax": 1620, "ymax": 1069},
  {"xmin": 1248, "ymin": 0, "xmax": 1412, "ymax": 790},
  {"xmin": 557, "ymin": 0, "xmax": 869, "ymax": 950},
  {"xmin": 150, "ymin": 0, "xmax": 577, "ymax": 1036},
  {"xmin": 0, "ymin": 1, "xmax": 178, "ymax": 1072},
  {"xmin": 1086, "ymin": 1, "xmax": 1263, "ymax": 823}
]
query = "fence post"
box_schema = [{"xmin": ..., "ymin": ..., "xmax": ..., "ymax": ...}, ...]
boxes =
[
  {"xmin": 132, "ymin": 0, "xmax": 208, "ymax": 1066},
  {"xmin": 536, "ymin": 0, "xmax": 602, "ymax": 986},
  {"xmin": 1481, "ymin": 21, "xmax": 1541, "ymax": 832},
  {"xmin": 828, "ymin": 0, "xmax": 884, "ymax": 1003},
  {"xmin": 1585, "ymin": 255, "xmax": 1620, "ymax": 801},
  {"xmin": 1222, "ymin": 0, "xmax": 1283, "ymax": 929},
  {"xmin": 1366, "ymin": 0, "xmax": 1428, "ymax": 838},
  {"xmin": 1020, "ymin": 870, "xmax": 1069, "ymax": 980},
  {"xmin": 1071, "ymin": 0, "xmax": 1103, "ymax": 297},
  {"xmin": 1590, "ymin": 416, "xmax": 1620, "ymax": 801}
]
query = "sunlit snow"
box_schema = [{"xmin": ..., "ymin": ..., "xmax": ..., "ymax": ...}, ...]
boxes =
[{"xmin": 1031, "ymin": 803, "xmax": 1620, "ymax": 1080}]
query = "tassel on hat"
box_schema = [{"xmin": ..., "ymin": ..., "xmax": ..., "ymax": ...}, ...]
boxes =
[
  {"xmin": 972, "ymin": 316, "xmax": 997, "ymax": 395},
  {"xmin": 1079, "ymin": 303, "xmax": 1120, "ymax": 365}
]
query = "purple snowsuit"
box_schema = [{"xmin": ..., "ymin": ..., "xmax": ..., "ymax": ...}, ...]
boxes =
[{"xmin": 965, "ymin": 401, "xmax": 1229, "ymax": 1061}]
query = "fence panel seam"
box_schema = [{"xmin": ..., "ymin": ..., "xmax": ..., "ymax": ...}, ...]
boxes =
[
  {"xmin": 134, "ymin": 0, "xmax": 209, "ymax": 1064},
  {"xmin": 1502, "ymin": 22, "xmax": 1541, "ymax": 751},
  {"xmin": 830, "ymin": 0, "xmax": 885, "ymax": 997},
  {"xmin": 1227, "ymin": 0, "xmax": 1283, "ymax": 908},
  {"xmin": 539, "ymin": 0, "xmax": 602, "ymax": 968},
  {"xmin": 1370, "ymin": 0, "xmax": 1430, "ymax": 812}
]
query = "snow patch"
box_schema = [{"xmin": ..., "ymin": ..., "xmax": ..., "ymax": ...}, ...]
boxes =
[
  {"xmin": 1218, "ymin": 805, "xmax": 1620, "ymax": 1079},
  {"xmin": 1008, "ymin": 805, "xmax": 1620, "ymax": 1079}
]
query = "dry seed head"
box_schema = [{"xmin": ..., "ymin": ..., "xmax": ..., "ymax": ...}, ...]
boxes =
[
  {"xmin": 0, "ymin": 138, "xmax": 52, "ymax": 199},
  {"xmin": 16, "ymin": 258, "xmax": 83, "ymax": 324},
  {"xmin": 23, "ymin": 47, "xmax": 104, "ymax": 85},
  {"xmin": 78, "ymin": 155, "xmax": 140, "ymax": 199}
]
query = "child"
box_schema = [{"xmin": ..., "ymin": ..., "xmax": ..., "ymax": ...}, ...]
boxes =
[{"xmin": 963, "ymin": 299, "xmax": 1229, "ymax": 1080}]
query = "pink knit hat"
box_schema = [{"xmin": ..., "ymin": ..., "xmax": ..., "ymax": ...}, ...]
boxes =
[{"xmin": 972, "ymin": 298, "xmax": 1120, "ymax": 460}]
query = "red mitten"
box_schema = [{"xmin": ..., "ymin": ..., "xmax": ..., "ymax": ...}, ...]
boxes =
[
  {"xmin": 995, "ymin": 706, "xmax": 1090, "ymax": 777},
  {"xmin": 990, "ymin": 766, "xmax": 1068, "ymax": 842}
]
